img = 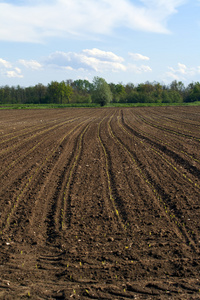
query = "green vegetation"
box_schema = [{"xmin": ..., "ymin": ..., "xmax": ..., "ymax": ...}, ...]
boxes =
[
  {"xmin": 0, "ymin": 103, "xmax": 99, "ymax": 109},
  {"xmin": 106, "ymin": 101, "xmax": 200, "ymax": 107},
  {"xmin": 0, "ymin": 78, "xmax": 200, "ymax": 108},
  {"xmin": 92, "ymin": 77, "xmax": 112, "ymax": 106},
  {"xmin": 1, "ymin": 101, "xmax": 200, "ymax": 110}
]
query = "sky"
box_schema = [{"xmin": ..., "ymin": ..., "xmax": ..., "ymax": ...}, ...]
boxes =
[{"xmin": 0, "ymin": 0, "xmax": 200, "ymax": 87}]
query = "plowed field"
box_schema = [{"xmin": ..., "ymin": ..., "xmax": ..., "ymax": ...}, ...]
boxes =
[{"xmin": 0, "ymin": 107, "xmax": 199, "ymax": 299}]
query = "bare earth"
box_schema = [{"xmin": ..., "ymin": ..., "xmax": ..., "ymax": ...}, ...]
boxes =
[{"xmin": 0, "ymin": 107, "xmax": 199, "ymax": 299}]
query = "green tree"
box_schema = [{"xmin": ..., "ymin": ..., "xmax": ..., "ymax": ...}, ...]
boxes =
[
  {"xmin": 73, "ymin": 79, "xmax": 92, "ymax": 94},
  {"xmin": 34, "ymin": 83, "xmax": 47, "ymax": 104},
  {"xmin": 47, "ymin": 81, "xmax": 60, "ymax": 103},
  {"xmin": 161, "ymin": 90, "xmax": 171, "ymax": 103},
  {"xmin": 0, "ymin": 88, "xmax": 4, "ymax": 103},
  {"xmin": 72, "ymin": 79, "xmax": 92, "ymax": 103},
  {"xmin": 169, "ymin": 90, "xmax": 183, "ymax": 103},
  {"xmin": 170, "ymin": 80, "xmax": 185, "ymax": 93},
  {"xmin": 92, "ymin": 77, "xmax": 112, "ymax": 106},
  {"xmin": 125, "ymin": 83, "xmax": 135, "ymax": 94},
  {"xmin": 126, "ymin": 90, "xmax": 140, "ymax": 103},
  {"xmin": 185, "ymin": 82, "xmax": 200, "ymax": 102},
  {"xmin": 109, "ymin": 82, "xmax": 126, "ymax": 103},
  {"xmin": 61, "ymin": 81, "xmax": 73, "ymax": 103}
]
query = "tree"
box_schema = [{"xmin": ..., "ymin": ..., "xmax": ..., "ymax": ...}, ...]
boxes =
[
  {"xmin": 73, "ymin": 79, "xmax": 93, "ymax": 94},
  {"xmin": 108, "ymin": 82, "xmax": 126, "ymax": 103},
  {"xmin": 126, "ymin": 90, "xmax": 140, "ymax": 103},
  {"xmin": 0, "ymin": 88, "xmax": 4, "ymax": 104},
  {"xmin": 92, "ymin": 77, "xmax": 112, "ymax": 106},
  {"xmin": 47, "ymin": 81, "xmax": 73, "ymax": 104},
  {"xmin": 170, "ymin": 80, "xmax": 185, "ymax": 93},
  {"xmin": 47, "ymin": 81, "xmax": 60, "ymax": 103},
  {"xmin": 125, "ymin": 83, "xmax": 135, "ymax": 94},
  {"xmin": 34, "ymin": 83, "xmax": 47, "ymax": 104},
  {"xmin": 185, "ymin": 82, "xmax": 200, "ymax": 102},
  {"xmin": 161, "ymin": 90, "xmax": 171, "ymax": 103},
  {"xmin": 61, "ymin": 81, "xmax": 73, "ymax": 103},
  {"xmin": 72, "ymin": 79, "xmax": 92, "ymax": 103}
]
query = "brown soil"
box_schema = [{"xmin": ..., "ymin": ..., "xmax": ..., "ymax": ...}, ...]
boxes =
[{"xmin": 0, "ymin": 107, "xmax": 199, "ymax": 299}]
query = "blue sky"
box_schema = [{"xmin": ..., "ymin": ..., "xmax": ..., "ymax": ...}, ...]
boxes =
[{"xmin": 0, "ymin": 0, "xmax": 199, "ymax": 87}]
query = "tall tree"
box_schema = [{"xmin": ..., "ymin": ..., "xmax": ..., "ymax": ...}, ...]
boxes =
[
  {"xmin": 185, "ymin": 82, "xmax": 200, "ymax": 102},
  {"xmin": 34, "ymin": 83, "xmax": 47, "ymax": 104},
  {"xmin": 47, "ymin": 81, "xmax": 60, "ymax": 103},
  {"xmin": 92, "ymin": 77, "xmax": 112, "ymax": 106},
  {"xmin": 62, "ymin": 81, "xmax": 73, "ymax": 103}
]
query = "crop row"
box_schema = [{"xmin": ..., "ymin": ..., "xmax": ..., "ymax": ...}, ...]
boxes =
[
  {"xmin": 26, "ymin": 119, "xmax": 92, "ymax": 242},
  {"xmin": 121, "ymin": 111, "xmax": 200, "ymax": 189},
  {"xmin": 97, "ymin": 113, "xmax": 126, "ymax": 231},
  {"xmin": 0, "ymin": 117, "xmax": 91, "ymax": 233},
  {"xmin": 144, "ymin": 107, "xmax": 200, "ymax": 130},
  {"xmin": 137, "ymin": 114, "xmax": 200, "ymax": 142},
  {"xmin": 0, "ymin": 116, "xmax": 82, "ymax": 158},
  {"xmin": 61, "ymin": 121, "xmax": 92, "ymax": 230},
  {"xmin": 124, "ymin": 110, "xmax": 200, "ymax": 176},
  {"xmin": 109, "ymin": 111, "xmax": 198, "ymax": 252}
]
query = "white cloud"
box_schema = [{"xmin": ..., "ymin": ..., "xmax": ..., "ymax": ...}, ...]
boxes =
[
  {"xmin": 0, "ymin": 58, "xmax": 12, "ymax": 68},
  {"xmin": 82, "ymin": 48, "xmax": 124, "ymax": 63},
  {"xmin": 0, "ymin": 0, "xmax": 186, "ymax": 43},
  {"xmin": 45, "ymin": 49, "xmax": 127, "ymax": 72},
  {"xmin": 5, "ymin": 67, "xmax": 23, "ymax": 78},
  {"xmin": 176, "ymin": 63, "xmax": 187, "ymax": 74},
  {"xmin": 128, "ymin": 64, "xmax": 152, "ymax": 73},
  {"xmin": 129, "ymin": 53, "xmax": 150, "ymax": 61},
  {"xmin": 44, "ymin": 48, "xmax": 153, "ymax": 75},
  {"xmin": 18, "ymin": 59, "xmax": 42, "ymax": 70},
  {"xmin": 0, "ymin": 48, "xmax": 152, "ymax": 82},
  {"xmin": 165, "ymin": 63, "xmax": 200, "ymax": 81},
  {"xmin": 0, "ymin": 58, "xmax": 23, "ymax": 78}
]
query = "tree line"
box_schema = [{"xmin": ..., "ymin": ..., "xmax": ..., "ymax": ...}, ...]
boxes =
[{"xmin": 0, "ymin": 77, "xmax": 200, "ymax": 106}]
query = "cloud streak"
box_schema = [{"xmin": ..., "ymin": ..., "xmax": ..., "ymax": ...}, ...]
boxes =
[
  {"xmin": 128, "ymin": 64, "xmax": 152, "ymax": 73},
  {"xmin": 0, "ymin": 48, "xmax": 152, "ymax": 81},
  {"xmin": 0, "ymin": 58, "xmax": 24, "ymax": 78},
  {"xmin": 44, "ymin": 48, "xmax": 152, "ymax": 74},
  {"xmin": 18, "ymin": 59, "xmax": 42, "ymax": 70},
  {"xmin": 0, "ymin": 0, "xmax": 186, "ymax": 43},
  {"xmin": 165, "ymin": 63, "xmax": 200, "ymax": 81},
  {"xmin": 129, "ymin": 53, "xmax": 150, "ymax": 61},
  {"xmin": 5, "ymin": 68, "xmax": 23, "ymax": 78},
  {"xmin": 45, "ymin": 49, "xmax": 127, "ymax": 72},
  {"xmin": 0, "ymin": 58, "xmax": 12, "ymax": 68}
]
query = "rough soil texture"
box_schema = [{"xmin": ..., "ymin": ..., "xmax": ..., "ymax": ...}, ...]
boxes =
[{"xmin": 0, "ymin": 107, "xmax": 199, "ymax": 299}]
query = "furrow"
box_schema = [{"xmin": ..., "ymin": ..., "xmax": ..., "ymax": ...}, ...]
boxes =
[
  {"xmin": 122, "ymin": 110, "xmax": 200, "ymax": 180},
  {"xmin": 0, "ymin": 116, "xmax": 81, "ymax": 157},
  {"xmin": 97, "ymin": 113, "xmax": 126, "ymax": 231},
  {"xmin": 114, "ymin": 110, "xmax": 199, "ymax": 252},
  {"xmin": 1, "ymin": 120, "xmax": 87, "ymax": 234},
  {"xmin": 138, "ymin": 114, "xmax": 200, "ymax": 142},
  {"xmin": 121, "ymin": 111, "xmax": 200, "ymax": 188},
  {"xmin": 61, "ymin": 122, "xmax": 91, "ymax": 230}
]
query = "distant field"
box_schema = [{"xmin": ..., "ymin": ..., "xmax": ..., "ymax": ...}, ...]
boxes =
[{"xmin": 0, "ymin": 107, "xmax": 200, "ymax": 299}]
